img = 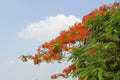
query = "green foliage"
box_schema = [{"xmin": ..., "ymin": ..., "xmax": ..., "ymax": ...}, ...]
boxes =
[{"xmin": 68, "ymin": 2, "xmax": 120, "ymax": 80}]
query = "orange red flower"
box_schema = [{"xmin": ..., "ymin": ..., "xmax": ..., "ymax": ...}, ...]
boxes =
[
  {"xmin": 62, "ymin": 64, "xmax": 75, "ymax": 73},
  {"xmin": 34, "ymin": 59, "xmax": 39, "ymax": 65},
  {"xmin": 89, "ymin": 49, "xmax": 96, "ymax": 54},
  {"xmin": 61, "ymin": 45, "xmax": 69, "ymax": 51},
  {"xmin": 42, "ymin": 54, "xmax": 50, "ymax": 60},
  {"xmin": 51, "ymin": 73, "xmax": 65, "ymax": 79},
  {"xmin": 52, "ymin": 54, "xmax": 61, "ymax": 60}
]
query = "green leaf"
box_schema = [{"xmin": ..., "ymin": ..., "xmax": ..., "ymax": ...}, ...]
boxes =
[{"xmin": 98, "ymin": 68, "xmax": 103, "ymax": 80}]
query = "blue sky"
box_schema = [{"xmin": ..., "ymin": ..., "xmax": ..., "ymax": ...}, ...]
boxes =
[{"xmin": 0, "ymin": 0, "xmax": 115, "ymax": 80}]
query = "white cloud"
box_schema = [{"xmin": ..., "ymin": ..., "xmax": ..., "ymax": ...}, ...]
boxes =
[{"xmin": 18, "ymin": 14, "xmax": 81, "ymax": 42}]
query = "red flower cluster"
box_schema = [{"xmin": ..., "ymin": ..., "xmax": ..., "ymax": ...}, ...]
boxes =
[
  {"xmin": 82, "ymin": 4, "xmax": 115, "ymax": 23},
  {"xmin": 89, "ymin": 49, "xmax": 96, "ymax": 55},
  {"xmin": 26, "ymin": 22, "xmax": 89, "ymax": 64},
  {"xmin": 52, "ymin": 54, "xmax": 61, "ymax": 60},
  {"xmin": 51, "ymin": 73, "xmax": 65, "ymax": 79},
  {"xmin": 62, "ymin": 64, "xmax": 76, "ymax": 73},
  {"xmin": 57, "ymin": 23, "xmax": 89, "ymax": 44},
  {"xmin": 42, "ymin": 54, "xmax": 50, "ymax": 60},
  {"xmin": 32, "ymin": 48, "xmax": 41, "ymax": 64},
  {"xmin": 32, "ymin": 53, "xmax": 41, "ymax": 65},
  {"xmin": 51, "ymin": 64, "xmax": 76, "ymax": 79},
  {"xmin": 42, "ymin": 39, "xmax": 55, "ymax": 48},
  {"xmin": 61, "ymin": 45, "xmax": 69, "ymax": 51}
]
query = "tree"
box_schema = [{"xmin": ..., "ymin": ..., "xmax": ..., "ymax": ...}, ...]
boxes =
[{"xmin": 20, "ymin": 1, "xmax": 120, "ymax": 80}]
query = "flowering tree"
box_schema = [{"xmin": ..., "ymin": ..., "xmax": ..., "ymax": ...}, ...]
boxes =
[{"xmin": 20, "ymin": 2, "xmax": 120, "ymax": 80}]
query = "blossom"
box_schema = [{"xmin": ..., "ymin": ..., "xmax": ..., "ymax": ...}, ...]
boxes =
[
  {"xmin": 62, "ymin": 64, "xmax": 75, "ymax": 73},
  {"xmin": 42, "ymin": 42, "xmax": 49, "ymax": 48},
  {"xmin": 34, "ymin": 59, "xmax": 38, "ymax": 65},
  {"xmin": 52, "ymin": 54, "xmax": 61, "ymax": 60},
  {"xmin": 48, "ymin": 48, "xmax": 54, "ymax": 53},
  {"xmin": 42, "ymin": 54, "xmax": 50, "ymax": 60},
  {"xmin": 99, "ymin": 4, "xmax": 107, "ymax": 11},
  {"xmin": 61, "ymin": 45, "xmax": 69, "ymax": 51},
  {"xmin": 89, "ymin": 49, "xmax": 96, "ymax": 54},
  {"xmin": 51, "ymin": 74, "xmax": 57, "ymax": 79},
  {"xmin": 51, "ymin": 73, "xmax": 65, "ymax": 79}
]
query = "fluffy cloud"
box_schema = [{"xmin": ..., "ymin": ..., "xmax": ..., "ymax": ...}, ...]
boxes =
[{"xmin": 18, "ymin": 14, "xmax": 81, "ymax": 43}]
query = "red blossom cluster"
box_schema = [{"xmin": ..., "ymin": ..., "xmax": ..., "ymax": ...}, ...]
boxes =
[
  {"xmin": 82, "ymin": 4, "xmax": 115, "ymax": 23},
  {"xmin": 19, "ymin": 22, "xmax": 90, "ymax": 65},
  {"xmin": 61, "ymin": 45, "xmax": 69, "ymax": 51},
  {"xmin": 50, "ymin": 63, "xmax": 76, "ymax": 79},
  {"xmin": 52, "ymin": 54, "xmax": 61, "ymax": 60},
  {"xmin": 51, "ymin": 73, "xmax": 65, "ymax": 79},
  {"xmin": 57, "ymin": 23, "xmax": 89, "ymax": 44},
  {"xmin": 42, "ymin": 39, "xmax": 55, "ymax": 48},
  {"xmin": 32, "ymin": 48, "xmax": 41, "ymax": 64},
  {"xmin": 62, "ymin": 63, "xmax": 76, "ymax": 74},
  {"xmin": 89, "ymin": 49, "xmax": 96, "ymax": 55}
]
